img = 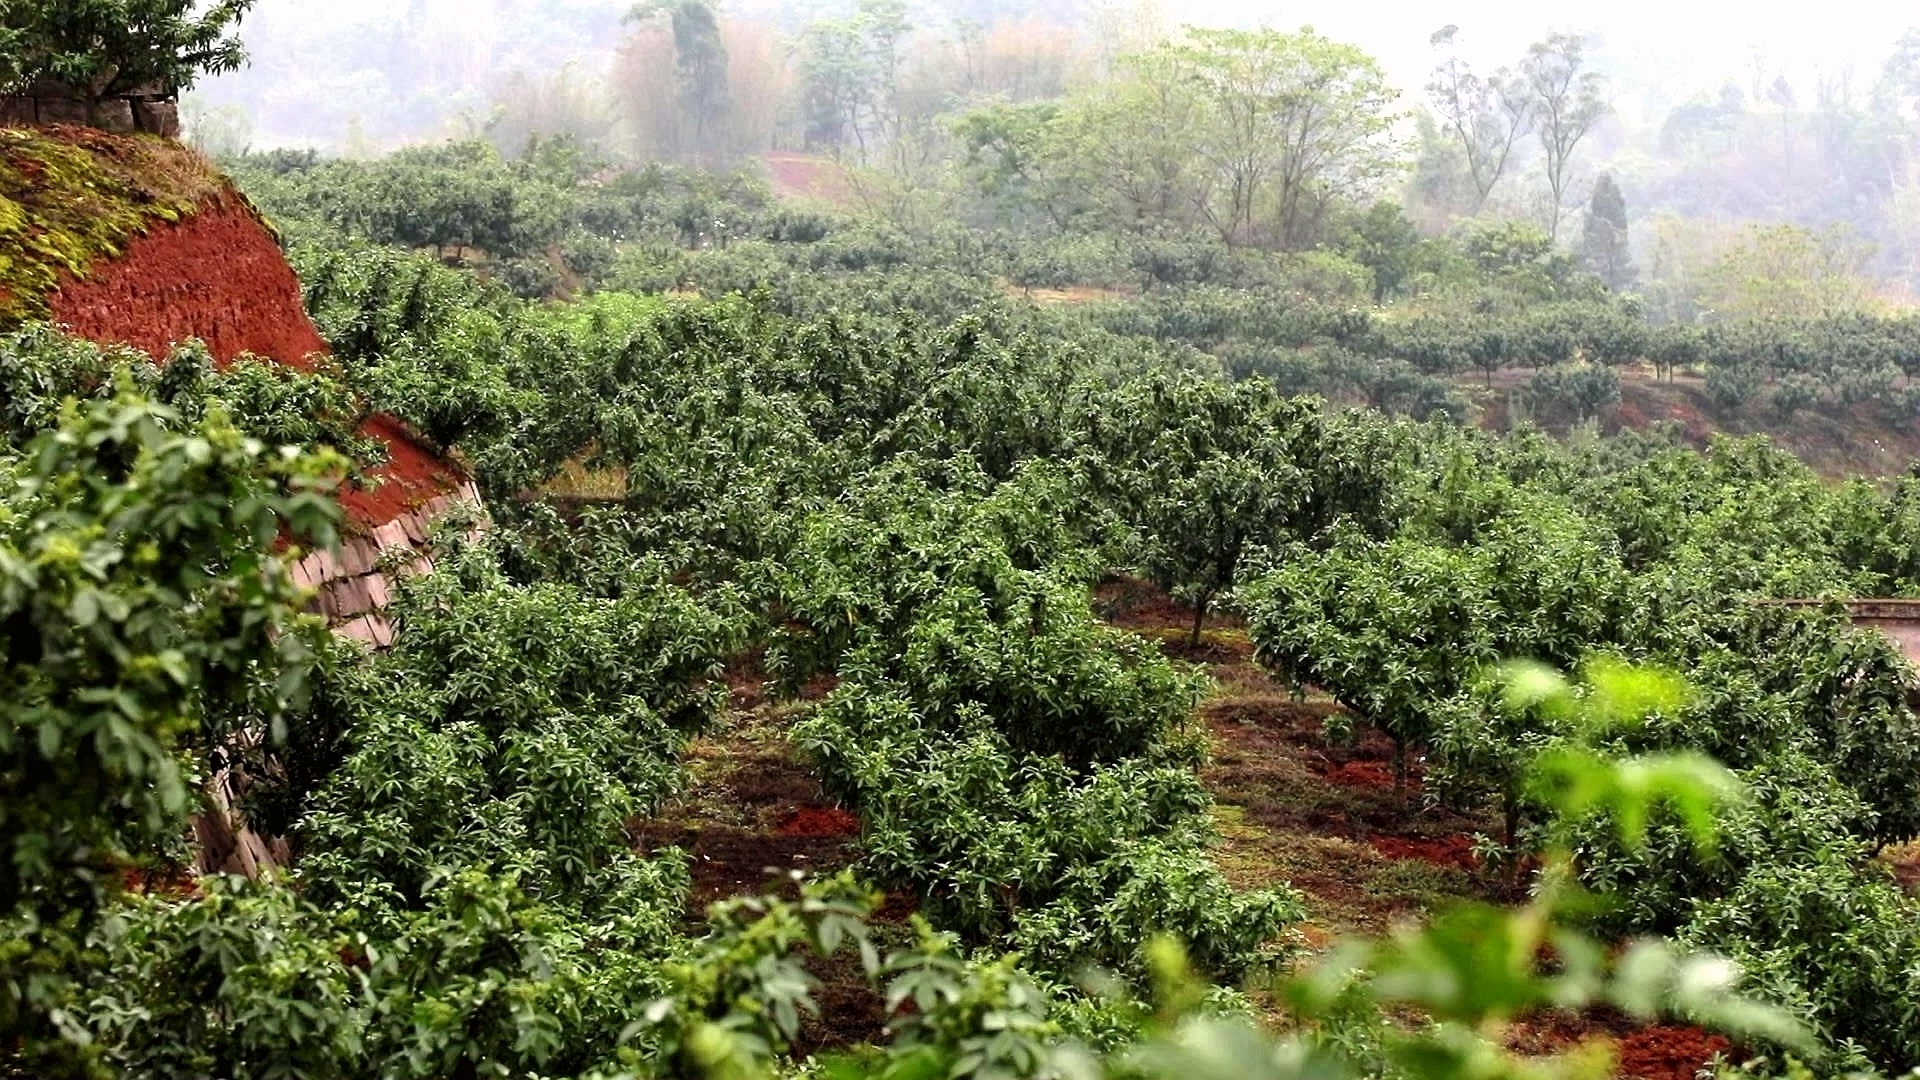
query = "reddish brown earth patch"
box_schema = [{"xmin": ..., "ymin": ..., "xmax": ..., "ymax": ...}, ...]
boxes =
[
  {"xmin": 723, "ymin": 650, "xmax": 770, "ymax": 712},
  {"xmin": 798, "ymin": 673, "xmax": 841, "ymax": 702},
  {"xmin": 874, "ymin": 890, "xmax": 919, "ymax": 922},
  {"xmin": 762, "ymin": 152, "xmax": 858, "ymax": 207},
  {"xmin": 632, "ymin": 718, "xmax": 892, "ymax": 1054},
  {"xmin": 1505, "ymin": 1010, "xmax": 1604, "ymax": 1056},
  {"xmin": 1094, "ymin": 576, "xmax": 1207, "ymax": 634},
  {"xmin": 642, "ymin": 822, "xmax": 862, "ymax": 911},
  {"xmin": 336, "ymin": 416, "xmax": 468, "ymax": 527},
  {"xmin": 1369, "ymin": 834, "xmax": 1478, "ymax": 870},
  {"xmin": 1615, "ymin": 1025, "xmax": 1731, "ymax": 1080},
  {"xmin": 781, "ymin": 806, "xmax": 861, "ymax": 838},
  {"xmin": 1203, "ymin": 694, "xmax": 1490, "ymax": 901},
  {"xmin": 121, "ymin": 863, "xmax": 198, "ymax": 898},
  {"xmin": 1323, "ymin": 759, "xmax": 1398, "ymax": 791},
  {"xmin": 50, "ymin": 194, "xmax": 329, "ymax": 373}
]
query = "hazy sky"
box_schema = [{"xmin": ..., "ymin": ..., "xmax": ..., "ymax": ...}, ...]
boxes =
[
  {"xmin": 1180, "ymin": 0, "xmax": 1913, "ymax": 97},
  {"xmin": 202, "ymin": 0, "xmax": 1917, "ymax": 139}
]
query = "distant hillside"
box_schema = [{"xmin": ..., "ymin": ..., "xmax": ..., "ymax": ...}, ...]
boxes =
[{"xmin": 1461, "ymin": 368, "xmax": 1920, "ymax": 479}]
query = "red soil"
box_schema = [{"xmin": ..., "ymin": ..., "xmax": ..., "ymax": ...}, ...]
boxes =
[
  {"xmin": 1615, "ymin": 1025, "xmax": 1731, "ymax": 1080},
  {"xmin": 44, "ymin": 188, "xmax": 468, "ymax": 530},
  {"xmin": 798, "ymin": 673, "xmax": 842, "ymax": 702},
  {"xmin": 50, "ymin": 194, "xmax": 329, "ymax": 374},
  {"xmin": 337, "ymin": 415, "xmax": 467, "ymax": 526},
  {"xmin": 1369, "ymin": 834, "xmax": 1479, "ymax": 870},
  {"xmin": 762, "ymin": 152, "xmax": 858, "ymax": 207},
  {"xmin": 780, "ymin": 806, "xmax": 861, "ymax": 838},
  {"xmin": 1322, "ymin": 759, "xmax": 1398, "ymax": 790}
]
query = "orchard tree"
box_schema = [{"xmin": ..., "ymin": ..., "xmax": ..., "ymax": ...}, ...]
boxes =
[
  {"xmin": 0, "ymin": 0, "xmax": 256, "ymax": 103},
  {"xmin": 1099, "ymin": 377, "xmax": 1308, "ymax": 645},
  {"xmin": 1519, "ymin": 33, "xmax": 1608, "ymax": 242},
  {"xmin": 1, "ymin": 390, "xmax": 339, "ymax": 1073},
  {"xmin": 1242, "ymin": 530, "xmax": 1501, "ymax": 787}
]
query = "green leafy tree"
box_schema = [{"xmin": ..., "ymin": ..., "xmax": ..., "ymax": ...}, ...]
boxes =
[
  {"xmin": 1053, "ymin": 49, "xmax": 1208, "ymax": 242},
  {"xmin": 1243, "ymin": 530, "xmax": 1500, "ymax": 787},
  {"xmin": 1, "ymin": 389, "xmax": 338, "ymax": 1076},
  {"xmin": 1518, "ymin": 33, "xmax": 1608, "ymax": 242},
  {"xmin": 950, "ymin": 101, "xmax": 1088, "ymax": 231},
  {"xmin": 795, "ymin": 0, "xmax": 911, "ymax": 163},
  {"xmin": 1339, "ymin": 201, "xmax": 1429, "ymax": 302},
  {"xmin": 1167, "ymin": 26, "xmax": 1403, "ymax": 249},
  {"xmin": 1098, "ymin": 377, "xmax": 1307, "ymax": 645},
  {"xmin": 1699, "ymin": 223, "xmax": 1881, "ymax": 320},
  {"xmin": 0, "ymin": 0, "xmax": 256, "ymax": 104}
]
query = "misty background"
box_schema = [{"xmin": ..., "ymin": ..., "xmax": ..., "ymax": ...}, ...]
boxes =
[{"xmin": 190, "ymin": 0, "xmax": 1920, "ymax": 300}]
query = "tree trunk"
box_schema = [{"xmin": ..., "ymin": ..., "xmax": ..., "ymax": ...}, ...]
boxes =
[
  {"xmin": 1190, "ymin": 594, "xmax": 1209, "ymax": 649},
  {"xmin": 1503, "ymin": 789, "xmax": 1522, "ymax": 851}
]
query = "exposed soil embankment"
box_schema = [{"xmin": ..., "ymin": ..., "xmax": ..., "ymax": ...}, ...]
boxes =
[
  {"xmin": 36, "ymin": 171, "xmax": 467, "ymax": 528},
  {"xmin": 49, "ymin": 192, "xmax": 330, "ymax": 370}
]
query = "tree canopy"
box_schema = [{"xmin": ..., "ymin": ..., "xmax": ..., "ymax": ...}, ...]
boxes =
[{"xmin": 0, "ymin": 0, "xmax": 256, "ymax": 102}]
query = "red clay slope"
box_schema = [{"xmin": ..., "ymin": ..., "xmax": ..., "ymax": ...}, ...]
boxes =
[{"xmin": 44, "ymin": 186, "xmax": 467, "ymax": 530}]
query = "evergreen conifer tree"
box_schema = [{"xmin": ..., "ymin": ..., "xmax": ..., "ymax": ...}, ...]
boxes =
[{"xmin": 1579, "ymin": 172, "xmax": 1637, "ymax": 291}]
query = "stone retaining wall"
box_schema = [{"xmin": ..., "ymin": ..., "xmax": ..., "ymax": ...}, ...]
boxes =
[
  {"xmin": 0, "ymin": 79, "xmax": 180, "ymax": 137},
  {"xmin": 1768, "ymin": 599, "xmax": 1920, "ymax": 669},
  {"xmin": 289, "ymin": 483, "xmax": 486, "ymax": 649}
]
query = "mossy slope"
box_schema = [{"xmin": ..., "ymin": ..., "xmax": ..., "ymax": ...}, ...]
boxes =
[{"xmin": 0, "ymin": 125, "xmax": 227, "ymax": 325}]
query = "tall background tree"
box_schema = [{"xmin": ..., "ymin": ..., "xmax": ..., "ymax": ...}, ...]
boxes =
[
  {"xmin": 1520, "ymin": 33, "xmax": 1608, "ymax": 241},
  {"xmin": 1426, "ymin": 25, "xmax": 1532, "ymax": 216},
  {"xmin": 1168, "ymin": 26, "xmax": 1402, "ymax": 249},
  {"xmin": 626, "ymin": 0, "xmax": 734, "ymax": 164},
  {"xmin": 1580, "ymin": 172, "xmax": 1636, "ymax": 291}
]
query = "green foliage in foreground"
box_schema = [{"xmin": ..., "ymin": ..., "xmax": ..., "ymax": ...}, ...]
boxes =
[
  {"xmin": 1, "ymin": 387, "xmax": 339, "ymax": 1077},
  {"xmin": 580, "ymin": 667, "xmax": 1816, "ymax": 1080}
]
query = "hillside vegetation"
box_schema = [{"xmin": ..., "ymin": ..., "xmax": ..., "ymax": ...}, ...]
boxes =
[
  {"xmin": 9, "ymin": 6, "xmax": 1920, "ymax": 1077},
  {"xmin": 225, "ymin": 141, "xmax": 1920, "ymax": 476},
  {"xmin": 5, "ymin": 123, "xmax": 1920, "ymax": 1075}
]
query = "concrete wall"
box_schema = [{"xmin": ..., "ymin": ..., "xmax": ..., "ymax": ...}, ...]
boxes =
[{"xmin": 1771, "ymin": 599, "xmax": 1920, "ymax": 669}]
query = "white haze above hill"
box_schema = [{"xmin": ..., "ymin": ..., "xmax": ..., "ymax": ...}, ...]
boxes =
[
  {"xmin": 201, "ymin": 0, "xmax": 1913, "ymax": 148},
  {"xmin": 190, "ymin": 0, "xmax": 1920, "ymax": 294}
]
